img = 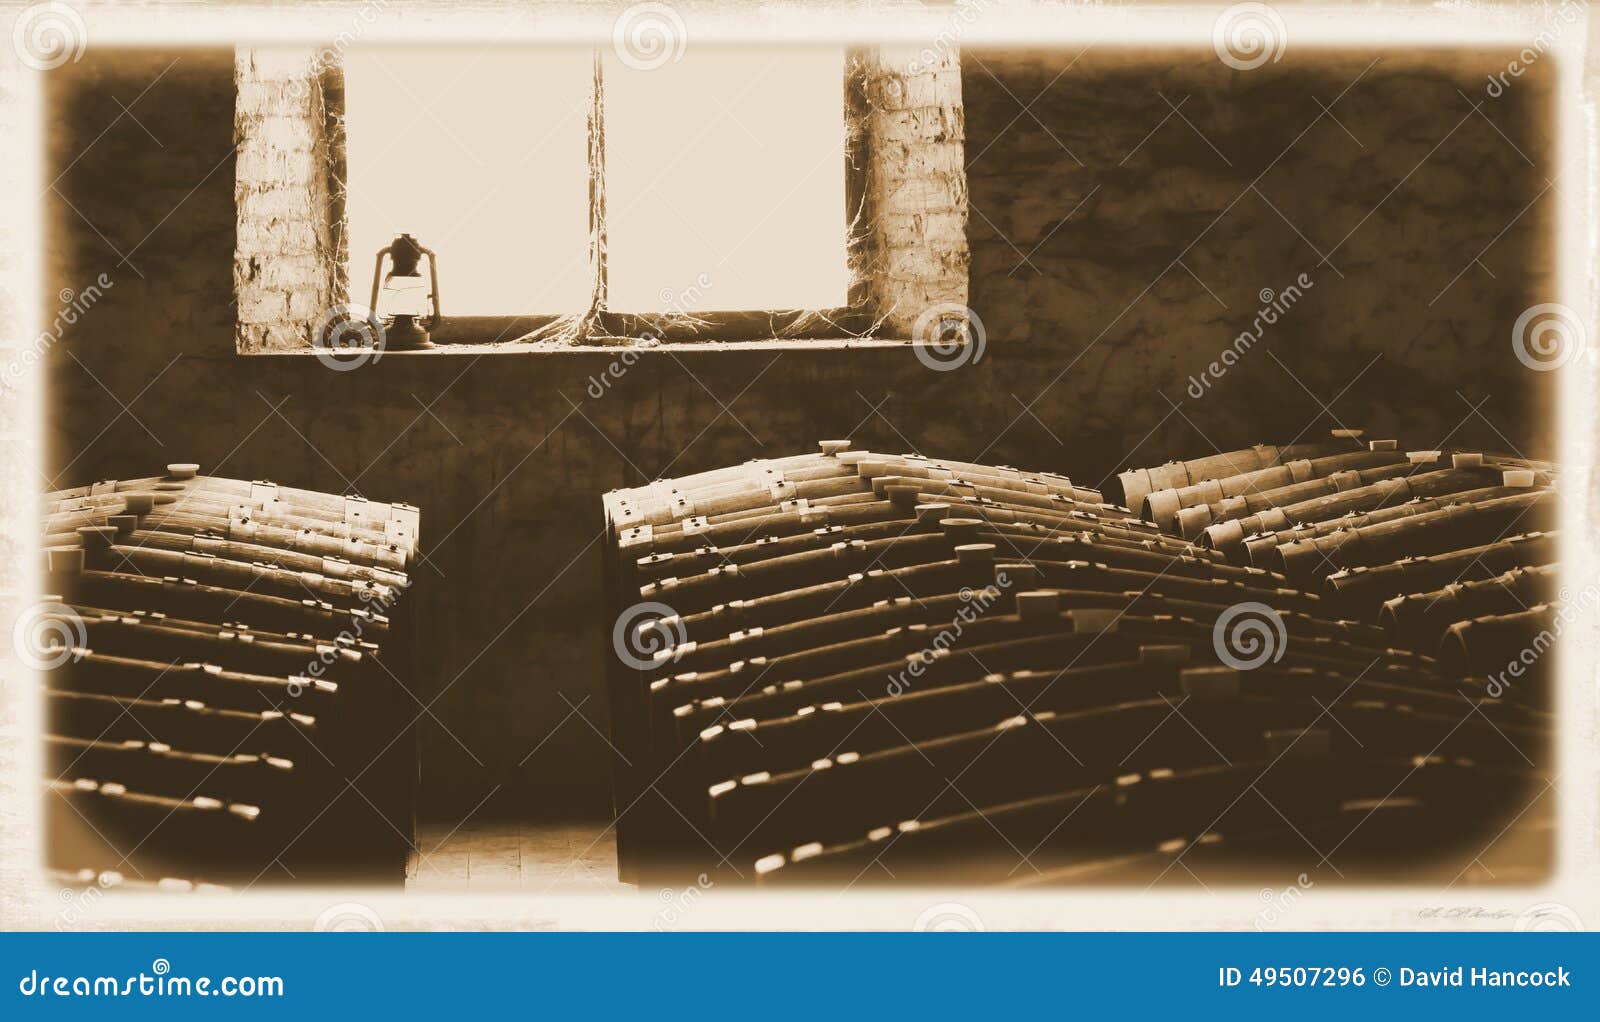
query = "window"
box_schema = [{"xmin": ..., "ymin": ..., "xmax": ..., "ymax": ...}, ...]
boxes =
[
  {"xmin": 343, "ymin": 48, "xmax": 594, "ymax": 317},
  {"xmin": 342, "ymin": 45, "xmax": 860, "ymax": 343},
  {"xmin": 601, "ymin": 48, "xmax": 848, "ymax": 313}
]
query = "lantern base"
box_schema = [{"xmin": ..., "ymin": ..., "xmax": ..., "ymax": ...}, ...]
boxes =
[{"xmin": 383, "ymin": 318, "xmax": 435, "ymax": 351}]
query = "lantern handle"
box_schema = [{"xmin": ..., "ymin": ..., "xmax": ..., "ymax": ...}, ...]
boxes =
[
  {"xmin": 421, "ymin": 245, "xmax": 441, "ymax": 329},
  {"xmin": 368, "ymin": 243, "xmax": 392, "ymax": 316}
]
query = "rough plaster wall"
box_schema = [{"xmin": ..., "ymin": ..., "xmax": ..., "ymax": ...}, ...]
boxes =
[
  {"xmin": 865, "ymin": 47, "xmax": 969, "ymax": 332},
  {"xmin": 962, "ymin": 48, "xmax": 1554, "ymax": 481},
  {"xmin": 234, "ymin": 48, "xmax": 339, "ymax": 353},
  {"xmin": 48, "ymin": 48, "xmax": 1554, "ymax": 824}
]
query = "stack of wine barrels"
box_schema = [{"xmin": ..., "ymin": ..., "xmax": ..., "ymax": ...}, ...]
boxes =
[
  {"xmin": 600, "ymin": 436, "xmax": 1553, "ymax": 887},
  {"xmin": 1121, "ymin": 442, "xmax": 1560, "ymax": 674},
  {"xmin": 35, "ymin": 464, "xmax": 421, "ymax": 888}
]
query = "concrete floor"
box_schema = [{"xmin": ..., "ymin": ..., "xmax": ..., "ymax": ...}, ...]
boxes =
[{"xmin": 406, "ymin": 820, "xmax": 625, "ymax": 892}]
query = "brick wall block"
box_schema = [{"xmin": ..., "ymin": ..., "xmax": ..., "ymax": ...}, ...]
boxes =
[
  {"xmin": 866, "ymin": 45, "xmax": 970, "ymax": 336},
  {"xmin": 234, "ymin": 46, "xmax": 336, "ymax": 354}
]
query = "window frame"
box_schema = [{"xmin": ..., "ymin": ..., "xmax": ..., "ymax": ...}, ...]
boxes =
[{"xmin": 341, "ymin": 48, "xmax": 876, "ymax": 346}]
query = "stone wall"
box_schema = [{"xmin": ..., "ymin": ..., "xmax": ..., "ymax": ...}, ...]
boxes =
[
  {"xmin": 864, "ymin": 47, "xmax": 969, "ymax": 332},
  {"xmin": 962, "ymin": 47, "xmax": 1554, "ymax": 478},
  {"xmin": 233, "ymin": 49, "xmax": 341, "ymax": 353}
]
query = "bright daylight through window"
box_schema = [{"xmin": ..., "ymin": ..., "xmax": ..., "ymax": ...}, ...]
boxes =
[{"xmin": 344, "ymin": 46, "xmax": 848, "ymax": 320}]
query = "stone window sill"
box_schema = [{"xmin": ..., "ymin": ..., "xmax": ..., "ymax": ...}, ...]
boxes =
[{"xmin": 240, "ymin": 336, "xmax": 930, "ymax": 357}]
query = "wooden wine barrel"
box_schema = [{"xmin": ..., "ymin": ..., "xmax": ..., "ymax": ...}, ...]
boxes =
[
  {"xmin": 71, "ymin": 538, "xmax": 398, "ymax": 606},
  {"xmin": 690, "ymin": 659, "xmax": 1509, "ymax": 798},
  {"xmin": 1144, "ymin": 450, "xmax": 1411, "ymax": 532},
  {"xmin": 1001, "ymin": 789, "xmax": 1551, "ymax": 887},
  {"xmin": 609, "ymin": 441, "xmax": 856, "ymax": 504},
  {"xmin": 45, "ymin": 489, "xmax": 403, "ymax": 547},
  {"xmin": 48, "ymin": 689, "xmax": 316, "ymax": 753},
  {"xmin": 621, "ymin": 475, "xmax": 873, "ymax": 527},
  {"xmin": 1323, "ymin": 532, "xmax": 1557, "ymax": 619},
  {"xmin": 854, "ymin": 458, "xmax": 1101, "ymax": 504},
  {"xmin": 52, "ymin": 569, "xmax": 390, "ymax": 636},
  {"xmin": 1169, "ymin": 457, "xmax": 1488, "ymax": 542},
  {"xmin": 46, "ymin": 608, "xmax": 373, "ymax": 686},
  {"xmin": 113, "ymin": 528, "xmax": 407, "ymax": 583},
  {"xmin": 49, "ymin": 479, "xmax": 419, "ymax": 567},
  {"xmin": 1229, "ymin": 485, "xmax": 1523, "ymax": 566},
  {"xmin": 598, "ymin": 439, "xmax": 1556, "ymax": 886},
  {"xmin": 1206, "ymin": 459, "xmax": 1554, "ymax": 554},
  {"xmin": 869, "ymin": 475, "xmax": 1120, "ymax": 517},
  {"xmin": 49, "ymin": 467, "xmax": 419, "ymax": 537},
  {"xmin": 662, "ymin": 612, "xmax": 1440, "ymax": 756},
  {"xmin": 1437, "ymin": 604, "xmax": 1562, "ymax": 696},
  {"xmin": 753, "ymin": 755, "xmax": 1539, "ymax": 885},
  {"xmin": 45, "ymin": 734, "xmax": 296, "ymax": 806},
  {"xmin": 1380, "ymin": 565, "xmax": 1557, "ymax": 651},
  {"xmin": 658, "ymin": 585, "xmax": 1373, "ymax": 676},
  {"xmin": 649, "ymin": 594, "xmax": 1398, "ymax": 706},
  {"xmin": 1275, "ymin": 490, "xmax": 1556, "ymax": 585},
  {"xmin": 709, "ymin": 695, "xmax": 1524, "ymax": 863},
  {"xmin": 38, "ymin": 463, "xmax": 423, "ymax": 885},
  {"xmin": 1115, "ymin": 440, "xmax": 1358, "ymax": 512}
]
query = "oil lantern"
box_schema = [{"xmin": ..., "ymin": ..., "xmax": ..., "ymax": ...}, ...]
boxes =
[{"xmin": 369, "ymin": 233, "xmax": 440, "ymax": 350}]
